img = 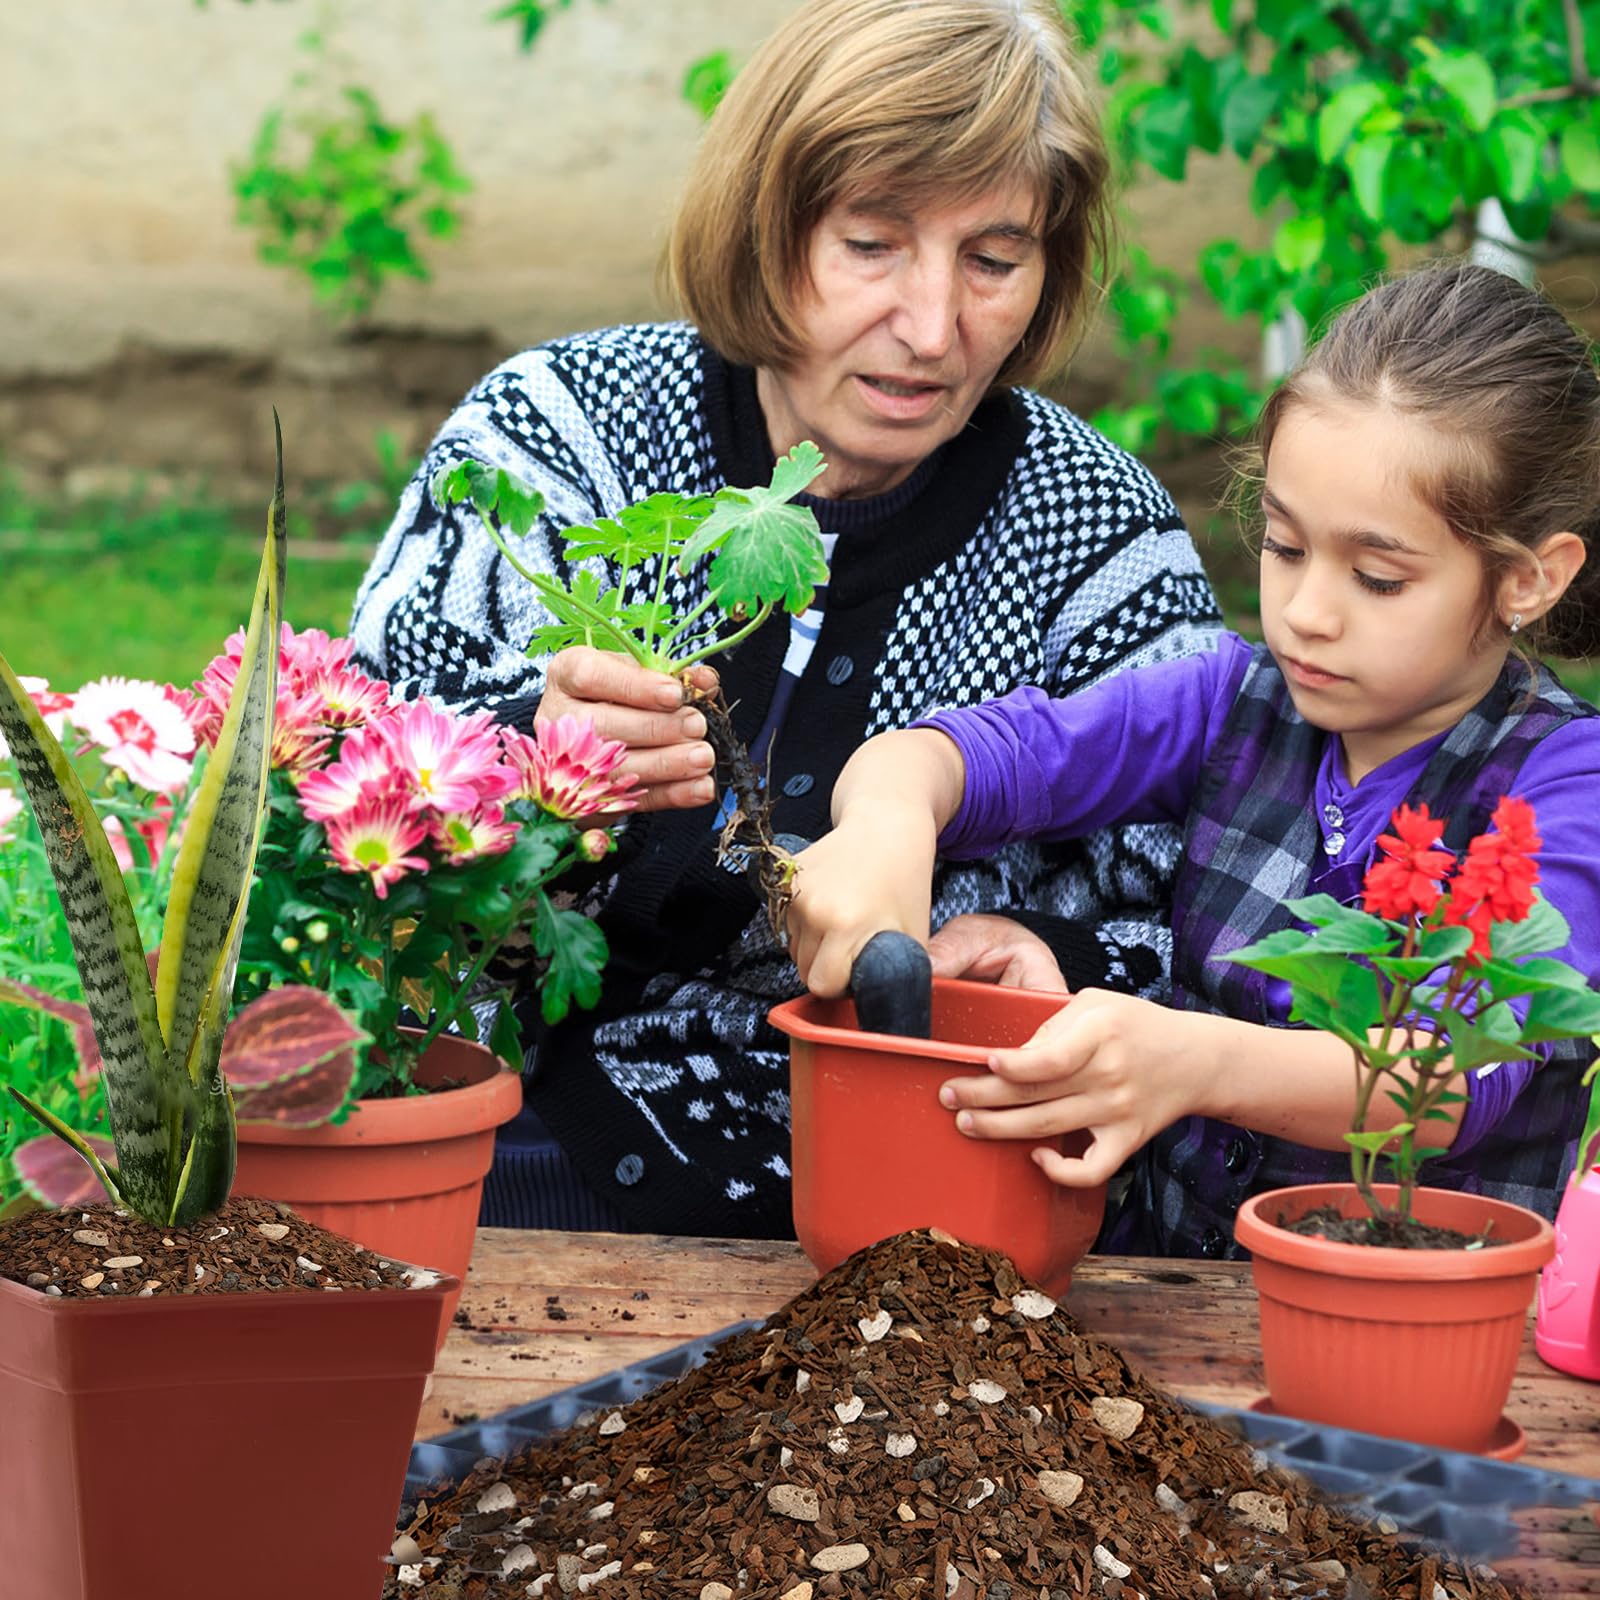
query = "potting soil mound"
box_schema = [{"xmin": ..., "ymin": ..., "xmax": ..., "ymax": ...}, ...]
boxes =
[{"xmin": 387, "ymin": 1228, "xmax": 1536, "ymax": 1600}]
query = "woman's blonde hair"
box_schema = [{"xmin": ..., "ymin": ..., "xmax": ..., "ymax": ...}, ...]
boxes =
[{"xmin": 668, "ymin": 0, "xmax": 1111, "ymax": 389}]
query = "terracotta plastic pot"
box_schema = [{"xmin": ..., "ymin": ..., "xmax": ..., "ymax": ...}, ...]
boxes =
[
  {"xmin": 1535, "ymin": 1164, "xmax": 1600, "ymax": 1380},
  {"xmin": 1234, "ymin": 1183, "xmax": 1555, "ymax": 1455},
  {"xmin": 232, "ymin": 1032, "xmax": 522, "ymax": 1350},
  {"xmin": 769, "ymin": 977, "xmax": 1104, "ymax": 1297},
  {"xmin": 0, "ymin": 1262, "xmax": 452, "ymax": 1600}
]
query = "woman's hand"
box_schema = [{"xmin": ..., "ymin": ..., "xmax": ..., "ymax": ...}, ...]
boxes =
[
  {"xmin": 927, "ymin": 913, "xmax": 1067, "ymax": 992},
  {"xmin": 536, "ymin": 646, "xmax": 719, "ymax": 813},
  {"xmin": 939, "ymin": 992, "xmax": 1214, "ymax": 1187}
]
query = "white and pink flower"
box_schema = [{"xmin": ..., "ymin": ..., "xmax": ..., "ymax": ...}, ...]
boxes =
[
  {"xmin": 371, "ymin": 699, "xmax": 519, "ymax": 814},
  {"xmin": 503, "ymin": 716, "xmax": 638, "ymax": 820},
  {"xmin": 431, "ymin": 805, "xmax": 519, "ymax": 865},
  {"xmin": 0, "ymin": 675, "xmax": 74, "ymax": 763},
  {"xmin": 69, "ymin": 676, "xmax": 195, "ymax": 795},
  {"xmin": 323, "ymin": 797, "xmax": 430, "ymax": 899}
]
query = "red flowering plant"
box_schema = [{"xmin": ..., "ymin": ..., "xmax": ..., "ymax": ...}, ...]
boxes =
[
  {"xmin": 185, "ymin": 623, "xmax": 638, "ymax": 1112},
  {"xmin": 1232, "ymin": 796, "xmax": 1600, "ymax": 1226}
]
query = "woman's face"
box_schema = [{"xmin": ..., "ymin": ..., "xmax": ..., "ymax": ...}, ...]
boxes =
[{"xmin": 756, "ymin": 180, "xmax": 1047, "ymax": 500}]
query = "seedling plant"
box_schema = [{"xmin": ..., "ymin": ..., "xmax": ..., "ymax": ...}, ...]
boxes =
[{"xmin": 431, "ymin": 445, "xmax": 829, "ymax": 930}]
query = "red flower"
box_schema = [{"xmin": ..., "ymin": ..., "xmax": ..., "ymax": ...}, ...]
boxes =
[
  {"xmin": 1437, "ymin": 796, "xmax": 1543, "ymax": 963},
  {"xmin": 1361, "ymin": 803, "xmax": 1454, "ymax": 921},
  {"xmin": 1441, "ymin": 893, "xmax": 1496, "ymax": 966}
]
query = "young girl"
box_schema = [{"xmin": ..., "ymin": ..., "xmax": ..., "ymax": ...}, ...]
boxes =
[{"xmin": 786, "ymin": 261, "xmax": 1600, "ymax": 1257}]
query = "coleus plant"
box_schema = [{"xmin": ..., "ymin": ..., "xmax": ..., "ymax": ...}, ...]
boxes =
[
  {"xmin": 0, "ymin": 422, "xmax": 359, "ymax": 1227},
  {"xmin": 1231, "ymin": 797, "xmax": 1600, "ymax": 1232},
  {"xmin": 431, "ymin": 443, "xmax": 830, "ymax": 928}
]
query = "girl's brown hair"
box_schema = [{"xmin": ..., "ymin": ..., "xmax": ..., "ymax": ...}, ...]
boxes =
[
  {"xmin": 667, "ymin": 0, "xmax": 1111, "ymax": 390},
  {"xmin": 1256, "ymin": 261, "xmax": 1600, "ymax": 658}
]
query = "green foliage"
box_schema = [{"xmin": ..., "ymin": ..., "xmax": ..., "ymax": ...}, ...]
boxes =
[
  {"xmin": 683, "ymin": 50, "xmax": 737, "ymax": 121},
  {"xmin": 232, "ymin": 35, "xmax": 471, "ymax": 320},
  {"xmin": 1061, "ymin": 0, "xmax": 1600, "ymax": 450},
  {"xmin": 0, "ymin": 432, "xmax": 287, "ymax": 1227},
  {"xmin": 491, "ymin": 0, "xmax": 590, "ymax": 50},
  {"xmin": 430, "ymin": 442, "xmax": 830, "ymax": 673}
]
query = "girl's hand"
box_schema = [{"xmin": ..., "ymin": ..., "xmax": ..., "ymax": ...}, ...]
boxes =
[
  {"xmin": 537, "ymin": 646, "xmax": 719, "ymax": 813},
  {"xmin": 786, "ymin": 805, "xmax": 939, "ymax": 997},
  {"xmin": 927, "ymin": 913, "xmax": 1067, "ymax": 992},
  {"xmin": 938, "ymin": 991, "xmax": 1211, "ymax": 1187}
]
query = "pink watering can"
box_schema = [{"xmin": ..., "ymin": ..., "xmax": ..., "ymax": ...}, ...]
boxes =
[{"xmin": 1535, "ymin": 1164, "xmax": 1600, "ymax": 1381}]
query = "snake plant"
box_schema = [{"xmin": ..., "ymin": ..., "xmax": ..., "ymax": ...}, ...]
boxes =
[{"xmin": 0, "ymin": 421, "xmax": 287, "ymax": 1229}]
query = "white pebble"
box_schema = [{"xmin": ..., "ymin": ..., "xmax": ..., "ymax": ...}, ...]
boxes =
[
  {"xmin": 586, "ymin": 1501, "xmax": 614, "ymax": 1521},
  {"xmin": 1036, "ymin": 1470, "xmax": 1084, "ymax": 1508},
  {"xmin": 577, "ymin": 1561, "xmax": 621, "ymax": 1592},
  {"xmin": 567, "ymin": 1481, "xmax": 600, "ymax": 1499},
  {"xmin": 1023, "ymin": 1405, "xmax": 1043, "ymax": 1424},
  {"xmin": 598, "ymin": 1411, "xmax": 626, "ymax": 1436},
  {"xmin": 795, "ymin": 1369, "xmax": 811, "ymax": 1394},
  {"xmin": 946, "ymin": 1562, "xmax": 960, "ymax": 1597},
  {"xmin": 810, "ymin": 1543, "xmax": 870, "ymax": 1572},
  {"xmin": 833, "ymin": 1395, "xmax": 865, "ymax": 1424},
  {"xmin": 827, "ymin": 1427, "xmax": 850, "ymax": 1456},
  {"xmin": 964, "ymin": 1478, "xmax": 996, "ymax": 1510},
  {"xmin": 477, "ymin": 1482, "xmax": 518, "ymax": 1515},
  {"xmin": 970, "ymin": 1315, "xmax": 990, "ymax": 1333},
  {"xmin": 784, "ymin": 1586, "xmax": 814, "ymax": 1600},
  {"xmin": 780, "ymin": 1446, "xmax": 793, "ymax": 1469},
  {"xmin": 967, "ymin": 1379, "xmax": 1007, "ymax": 1404},
  {"xmin": 768, "ymin": 1484, "xmax": 821, "ymax": 1522},
  {"xmin": 80, "ymin": 1273, "xmax": 105, "ymax": 1291},
  {"xmin": 932, "ymin": 1400, "xmax": 950, "ymax": 1416},
  {"xmin": 1154, "ymin": 1482, "xmax": 1190, "ymax": 1519},
  {"xmin": 1227, "ymin": 1491, "xmax": 1289, "ymax": 1535},
  {"xmin": 103, "ymin": 1256, "xmax": 143, "ymax": 1270},
  {"xmin": 581, "ymin": 1543, "xmax": 608, "ymax": 1560},
  {"xmin": 897, "ymin": 1502, "xmax": 916, "ymax": 1523},
  {"xmin": 1090, "ymin": 1396, "xmax": 1145, "ymax": 1439},
  {"xmin": 699, "ymin": 1585, "xmax": 734, "ymax": 1600},
  {"xmin": 502, "ymin": 1545, "xmax": 537, "ymax": 1576},
  {"xmin": 72, "ymin": 1229, "xmax": 110, "ymax": 1248},
  {"xmin": 858, "ymin": 1310, "xmax": 892, "ymax": 1342},
  {"xmin": 1094, "ymin": 1546, "xmax": 1132, "ymax": 1580},
  {"xmin": 296, "ymin": 1256, "xmax": 324, "ymax": 1273},
  {"xmin": 255, "ymin": 1222, "xmax": 289, "ymax": 1241},
  {"xmin": 390, "ymin": 1534, "xmax": 424, "ymax": 1564},
  {"xmin": 1011, "ymin": 1290, "xmax": 1056, "ymax": 1319},
  {"xmin": 885, "ymin": 1432, "xmax": 917, "ymax": 1458},
  {"xmin": 397, "ymin": 1563, "xmax": 424, "ymax": 1587}
]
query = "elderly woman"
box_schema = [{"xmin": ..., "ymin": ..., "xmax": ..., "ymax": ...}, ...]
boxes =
[{"xmin": 349, "ymin": 0, "xmax": 1220, "ymax": 1238}]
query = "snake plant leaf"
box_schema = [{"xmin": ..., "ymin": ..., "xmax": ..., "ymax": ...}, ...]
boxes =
[
  {"xmin": 0, "ymin": 655, "xmax": 172, "ymax": 1216},
  {"xmin": 157, "ymin": 413, "xmax": 286, "ymax": 1089}
]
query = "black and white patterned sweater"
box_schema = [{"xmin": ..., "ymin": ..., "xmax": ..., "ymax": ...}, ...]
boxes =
[{"xmin": 349, "ymin": 322, "xmax": 1222, "ymax": 1238}]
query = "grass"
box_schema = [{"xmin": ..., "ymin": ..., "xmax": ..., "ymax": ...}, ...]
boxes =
[{"xmin": 0, "ymin": 484, "xmax": 376, "ymax": 689}]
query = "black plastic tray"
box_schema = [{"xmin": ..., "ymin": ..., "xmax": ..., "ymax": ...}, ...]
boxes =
[{"xmin": 406, "ymin": 1320, "xmax": 1600, "ymax": 1563}]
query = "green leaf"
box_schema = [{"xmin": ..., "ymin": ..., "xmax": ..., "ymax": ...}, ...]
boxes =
[
  {"xmin": 679, "ymin": 442, "xmax": 827, "ymax": 579},
  {"xmin": 1272, "ymin": 214, "xmax": 1326, "ymax": 275},
  {"xmin": 1221, "ymin": 74, "xmax": 1278, "ymax": 159},
  {"xmin": 1487, "ymin": 115, "xmax": 1543, "ymax": 203},
  {"xmin": 1345, "ymin": 134, "xmax": 1395, "ymax": 224},
  {"xmin": 1522, "ymin": 986, "xmax": 1600, "ymax": 1041},
  {"xmin": 1562, "ymin": 119, "xmax": 1600, "ymax": 194},
  {"xmin": 1421, "ymin": 50, "xmax": 1497, "ymax": 134},
  {"xmin": 682, "ymin": 50, "xmax": 735, "ymax": 121},
  {"xmin": 532, "ymin": 898, "xmax": 609, "ymax": 1024},
  {"xmin": 1316, "ymin": 81, "xmax": 1388, "ymax": 163},
  {"xmin": 1489, "ymin": 896, "xmax": 1570, "ymax": 959},
  {"xmin": 709, "ymin": 510, "xmax": 831, "ymax": 617}
]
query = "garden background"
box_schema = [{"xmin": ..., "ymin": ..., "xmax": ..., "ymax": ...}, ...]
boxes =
[{"xmin": 5, "ymin": 0, "xmax": 1600, "ymax": 693}]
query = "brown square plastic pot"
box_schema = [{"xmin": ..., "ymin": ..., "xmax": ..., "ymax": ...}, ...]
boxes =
[
  {"xmin": 0, "ymin": 1263, "xmax": 454, "ymax": 1600},
  {"xmin": 770, "ymin": 976, "xmax": 1105, "ymax": 1297}
]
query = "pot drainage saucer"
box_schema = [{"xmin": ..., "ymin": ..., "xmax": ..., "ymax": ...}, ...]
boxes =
[{"xmin": 1247, "ymin": 1396, "xmax": 1527, "ymax": 1461}]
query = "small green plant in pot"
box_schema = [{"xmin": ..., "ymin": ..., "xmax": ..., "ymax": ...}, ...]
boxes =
[
  {"xmin": 431, "ymin": 441, "xmax": 830, "ymax": 930},
  {"xmin": 1228, "ymin": 796, "xmax": 1600, "ymax": 1452},
  {"xmin": 0, "ymin": 423, "xmax": 451, "ymax": 1600}
]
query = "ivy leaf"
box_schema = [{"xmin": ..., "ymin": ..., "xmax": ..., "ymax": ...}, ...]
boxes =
[
  {"xmin": 1221, "ymin": 73, "xmax": 1278, "ymax": 159},
  {"xmin": 1420, "ymin": 49, "xmax": 1497, "ymax": 134},
  {"xmin": 1272, "ymin": 214, "xmax": 1326, "ymax": 274},
  {"xmin": 708, "ymin": 507, "xmax": 831, "ymax": 617},
  {"xmin": 1316, "ymin": 80, "xmax": 1388, "ymax": 162},
  {"xmin": 1561, "ymin": 119, "xmax": 1600, "ymax": 193},
  {"xmin": 1487, "ymin": 113, "xmax": 1542, "ymax": 203},
  {"xmin": 1345, "ymin": 134, "xmax": 1395, "ymax": 224},
  {"xmin": 678, "ymin": 442, "xmax": 826, "ymax": 570}
]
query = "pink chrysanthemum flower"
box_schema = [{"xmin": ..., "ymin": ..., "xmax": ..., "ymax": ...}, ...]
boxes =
[
  {"xmin": 70, "ymin": 676, "xmax": 196, "ymax": 795},
  {"xmin": 324, "ymin": 797, "xmax": 429, "ymax": 899},
  {"xmin": 279, "ymin": 626, "xmax": 354, "ymax": 680},
  {"xmin": 431, "ymin": 805, "xmax": 518, "ymax": 865},
  {"xmin": 297, "ymin": 722, "xmax": 405, "ymax": 821},
  {"xmin": 371, "ymin": 699, "xmax": 519, "ymax": 814},
  {"xmin": 503, "ymin": 716, "xmax": 638, "ymax": 819},
  {"xmin": 301, "ymin": 665, "xmax": 389, "ymax": 731},
  {"xmin": 0, "ymin": 785, "xmax": 21, "ymax": 840},
  {"xmin": 271, "ymin": 688, "xmax": 334, "ymax": 776}
]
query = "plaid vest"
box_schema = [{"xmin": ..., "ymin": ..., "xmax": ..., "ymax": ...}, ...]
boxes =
[{"xmin": 1104, "ymin": 646, "xmax": 1597, "ymax": 1259}]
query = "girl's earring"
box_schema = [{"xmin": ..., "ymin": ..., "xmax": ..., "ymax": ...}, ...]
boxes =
[{"xmin": 1509, "ymin": 612, "xmax": 1523, "ymax": 635}]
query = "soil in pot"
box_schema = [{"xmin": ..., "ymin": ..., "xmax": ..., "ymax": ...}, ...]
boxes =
[
  {"xmin": 385, "ymin": 1229, "xmax": 1536, "ymax": 1600},
  {"xmin": 1278, "ymin": 1204, "xmax": 1506, "ymax": 1251},
  {"xmin": 0, "ymin": 1192, "xmax": 420, "ymax": 1297}
]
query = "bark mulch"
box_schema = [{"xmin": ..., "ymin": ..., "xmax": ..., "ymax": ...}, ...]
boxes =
[{"xmin": 384, "ymin": 1228, "xmax": 1535, "ymax": 1600}]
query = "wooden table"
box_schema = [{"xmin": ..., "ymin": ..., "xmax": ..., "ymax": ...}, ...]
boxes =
[{"xmin": 424, "ymin": 1230, "xmax": 1600, "ymax": 1594}]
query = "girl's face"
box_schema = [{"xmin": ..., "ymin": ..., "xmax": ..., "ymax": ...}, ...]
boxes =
[
  {"xmin": 1259, "ymin": 399, "xmax": 1510, "ymax": 784},
  {"xmin": 756, "ymin": 180, "xmax": 1046, "ymax": 500}
]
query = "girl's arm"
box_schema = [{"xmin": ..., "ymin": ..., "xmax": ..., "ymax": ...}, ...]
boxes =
[
  {"xmin": 786, "ymin": 727, "xmax": 967, "ymax": 998},
  {"xmin": 940, "ymin": 997, "xmax": 1458, "ymax": 1186}
]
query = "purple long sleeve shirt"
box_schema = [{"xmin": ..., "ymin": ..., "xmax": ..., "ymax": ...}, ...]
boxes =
[{"xmin": 922, "ymin": 632, "xmax": 1600, "ymax": 1158}]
